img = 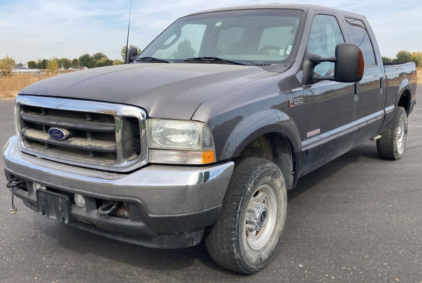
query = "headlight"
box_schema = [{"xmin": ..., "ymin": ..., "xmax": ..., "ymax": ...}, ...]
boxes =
[{"xmin": 147, "ymin": 119, "xmax": 215, "ymax": 164}]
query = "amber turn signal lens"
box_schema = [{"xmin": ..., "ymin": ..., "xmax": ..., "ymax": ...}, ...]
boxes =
[
  {"xmin": 358, "ymin": 50, "xmax": 365, "ymax": 78},
  {"xmin": 202, "ymin": 150, "xmax": 215, "ymax": 164}
]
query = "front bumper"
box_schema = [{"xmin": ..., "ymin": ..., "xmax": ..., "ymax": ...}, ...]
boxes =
[{"xmin": 3, "ymin": 136, "xmax": 234, "ymax": 248}]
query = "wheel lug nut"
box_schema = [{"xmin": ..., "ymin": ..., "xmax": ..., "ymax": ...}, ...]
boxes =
[{"xmin": 246, "ymin": 224, "xmax": 256, "ymax": 232}]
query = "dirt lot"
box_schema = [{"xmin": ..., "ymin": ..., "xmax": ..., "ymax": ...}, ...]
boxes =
[
  {"xmin": 0, "ymin": 71, "xmax": 77, "ymax": 99},
  {"xmin": 0, "ymin": 74, "xmax": 52, "ymax": 99}
]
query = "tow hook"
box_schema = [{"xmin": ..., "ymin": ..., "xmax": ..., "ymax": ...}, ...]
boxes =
[
  {"xmin": 98, "ymin": 202, "xmax": 119, "ymax": 216},
  {"xmin": 97, "ymin": 201, "xmax": 131, "ymax": 218},
  {"xmin": 6, "ymin": 179, "xmax": 25, "ymax": 214}
]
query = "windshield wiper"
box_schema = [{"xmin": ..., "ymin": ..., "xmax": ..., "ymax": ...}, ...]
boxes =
[
  {"xmin": 136, "ymin": 57, "xmax": 170, "ymax": 63},
  {"xmin": 184, "ymin": 57, "xmax": 249, "ymax": 66}
]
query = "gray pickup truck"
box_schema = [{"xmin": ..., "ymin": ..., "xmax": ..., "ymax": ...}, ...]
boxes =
[{"xmin": 4, "ymin": 4, "xmax": 417, "ymax": 274}]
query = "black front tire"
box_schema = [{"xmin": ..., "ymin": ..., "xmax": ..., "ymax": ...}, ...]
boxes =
[
  {"xmin": 377, "ymin": 106, "xmax": 408, "ymax": 160},
  {"xmin": 205, "ymin": 158, "xmax": 287, "ymax": 274}
]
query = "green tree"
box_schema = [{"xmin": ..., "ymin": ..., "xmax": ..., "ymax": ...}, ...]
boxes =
[
  {"xmin": 396, "ymin": 50, "xmax": 412, "ymax": 63},
  {"xmin": 27, "ymin": 61, "xmax": 37, "ymax": 69},
  {"xmin": 382, "ymin": 56, "xmax": 391, "ymax": 63},
  {"xmin": 411, "ymin": 52, "xmax": 422, "ymax": 67},
  {"xmin": 92, "ymin": 53, "xmax": 113, "ymax": 67},
  {"xmin": 174, "ymin": 40, "xmax": 195, "ymax": 59},
  {"xmin": 113, "ymin": 59, "xmax": 124, "ymax": 65},
  {"xmin": 62, "ymin": 58, "xmax": 71, "ymax": 69},
  {"xmin": 0, "ymin": 55, "xmax": 15, "ymax": 76},
  {"xmin": 46, "ymin": 57, "xmax": 59, "ymax": 74},
  {"xmin": 36, "ymin": 59, "xmax": 48, "ymax": 69},
  {"xmin": 79, "ymin": 54, "xmax": 95, "ymax": 68},
  {"xmin": 121, "ymin": 45, "xmax": 141, "ymax": 62},
  {"xmin": 71, "ymin": 58, "xmax": 80, "ymax": 68},
  {"xmin": 96, "ymin": 56, "xmax": 113, "ymax": 67},
  {"xmin": 92, "ymin": 52, "xmax": 106, "ymax": 61},
  {"xmin": 56, "ymin": 58, "xmax": 64, "ymax": 68}
]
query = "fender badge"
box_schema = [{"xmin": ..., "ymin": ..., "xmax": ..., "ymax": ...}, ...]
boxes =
[
  {"xmin": 48, "ymin": 128, "xmax": 71, "ymax": 141},
  {"xmin": 289, "ymin": 97, "xmax": 303, "ymax": 108}
]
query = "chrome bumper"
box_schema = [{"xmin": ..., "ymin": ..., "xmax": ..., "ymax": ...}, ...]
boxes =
[{"xmin": 3, "ymin": 136, "xmax": 234, "ymax": 245}]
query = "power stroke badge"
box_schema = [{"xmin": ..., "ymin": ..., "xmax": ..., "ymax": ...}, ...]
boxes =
[{"xmin": 289, "ymin": 97, "xmax": 303, "ymax": 108}]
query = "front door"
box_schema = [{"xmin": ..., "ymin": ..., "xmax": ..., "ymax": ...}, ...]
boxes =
[{"xmin": 300, "ymin": 14, "xmax": 357, "ymax": 176}]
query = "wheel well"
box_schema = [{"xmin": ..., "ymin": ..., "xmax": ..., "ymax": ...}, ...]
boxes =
[
  {"xmin": 238, "ymin": 133, "xmax": 295, "ymax": 189},
  {"xmin": 398, "ymin": 90, "xmax": 410, "ymax": 115}
]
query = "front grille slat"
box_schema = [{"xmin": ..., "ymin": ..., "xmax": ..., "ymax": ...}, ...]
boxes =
[
  {"xmin": 21, "ymin": 112, "xmax": 115, "ymax": 132},
  {"xmin": 16, "ymin": 96, "xmax": 147, "ymax": 172},
  {"xmin": 132, "ymin": 120, "xmax": 141, "ymax": 155},
  {"xmin": 22, "ymin": 128, "xmax": 117, "ymax": 152}
]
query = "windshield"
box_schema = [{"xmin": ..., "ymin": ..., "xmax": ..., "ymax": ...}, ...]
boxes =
[{"xmin": 139, "ymin": 9, "xmax": 303, "ymax": 65}]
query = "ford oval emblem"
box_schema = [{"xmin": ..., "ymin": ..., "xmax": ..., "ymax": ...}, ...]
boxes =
[{"xmin": 48, "ymin": 128, "xmax": 70, "ymax": 141}]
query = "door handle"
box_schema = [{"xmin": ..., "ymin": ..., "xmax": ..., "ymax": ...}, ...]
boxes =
[
  {"xmin": 354, "ymin": 82, "xmax": 359, "ymax": 101},
  {"xmin": 379, "ymin": 78, "xmax": 384, "ymax": 95}
]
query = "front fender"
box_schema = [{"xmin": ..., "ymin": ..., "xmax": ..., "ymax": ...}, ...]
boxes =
[{"xmin": 217, "ymin": 109, "xmax": 301, "ymax": 161}]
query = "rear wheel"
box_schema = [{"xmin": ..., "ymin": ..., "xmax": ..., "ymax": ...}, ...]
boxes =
[
  {"xmin": 205, "ymin": 158, "xmax": 287, "ymax": 274},
  {"xmin": 377, "ymin": 106, "xmax": 408, "ymax": 160}
]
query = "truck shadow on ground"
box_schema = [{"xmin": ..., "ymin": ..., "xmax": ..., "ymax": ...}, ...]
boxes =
[
  {"xmin": 288, "ymin": 140, "xmax": 380, "ymax": 201},
  {"xmin": 32, "ymin": 141, "xmax": 380, "ymax": 275}
]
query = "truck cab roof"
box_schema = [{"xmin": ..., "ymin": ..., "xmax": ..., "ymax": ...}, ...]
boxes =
[{"xmin": 188, "ymin": 3, "xmax": 364, "ymax": 19}]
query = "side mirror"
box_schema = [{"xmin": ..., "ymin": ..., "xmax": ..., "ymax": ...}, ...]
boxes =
[
  {"xmin": 311, "ymin": 43, "xmax": 364, "ymax": 83},
  {"xmin": 334, "ymin": 43, "xmax": 364, "ymax": 82},
  {"xmin": 126, "ymin": 47, "xmax": 138, "ymax": 64}
]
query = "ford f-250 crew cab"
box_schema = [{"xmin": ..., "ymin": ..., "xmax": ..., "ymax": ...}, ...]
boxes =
[{"xmin": 3, "ymin": 4, "xmax": 417, "ymax": 274}]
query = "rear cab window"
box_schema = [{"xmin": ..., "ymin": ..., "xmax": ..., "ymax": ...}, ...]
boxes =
[{"xmin": 345, "ymin": 18, "xmax": 377, "ymax": 66}]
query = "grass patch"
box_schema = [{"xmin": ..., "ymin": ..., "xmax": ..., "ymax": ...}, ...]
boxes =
[
  {"xmin": 418, "ymin": 68, "xmax": 422, "ymax": 85},
  {"xmin": 0, "ymin": 74, "xmax": 54, "ymax": 99}
]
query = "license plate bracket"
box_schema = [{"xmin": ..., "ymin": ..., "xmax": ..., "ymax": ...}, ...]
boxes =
[{"xmin": 37, "ymin": 190, "xmax": 71, "ymax": 223}]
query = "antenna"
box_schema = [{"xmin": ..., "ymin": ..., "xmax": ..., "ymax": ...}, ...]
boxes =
[{"xmin": 125, "ymin": 0, "xmax": 133, "ymax": 63}]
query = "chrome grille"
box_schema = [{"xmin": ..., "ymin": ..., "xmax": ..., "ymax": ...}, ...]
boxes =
[{"xmin": 16, "ymin": 96, "xmax": 148, "ymax": 172}]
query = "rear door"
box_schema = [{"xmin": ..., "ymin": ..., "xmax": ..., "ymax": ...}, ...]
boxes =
[{"xmin": 344, "ymin": 18, "xmax": 384, "ymax": 145}]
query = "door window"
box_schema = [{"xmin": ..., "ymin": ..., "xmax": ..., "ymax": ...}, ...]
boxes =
[
  {"xmin": 307, "ymin": 15, "xmax": 344, "ymax": 76},
  {"xmin": 345, "ymin": 18, "xmax": 377, "ymax": 66}
]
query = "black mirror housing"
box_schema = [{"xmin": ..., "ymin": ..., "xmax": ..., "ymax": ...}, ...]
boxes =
[
  {"xmin": 310, "ymin": 43, "xmax": 364, "ymax": 84},
  {"xmin": 126, "ymin": 47, "xmax": 139, "ymax": 64},
  {"xmin": 334, "ymin": 43, "xmax": 364, "ymax": 83}
]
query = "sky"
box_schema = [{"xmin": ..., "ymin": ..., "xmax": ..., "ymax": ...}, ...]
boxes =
[{"xmin": 0, "ymin": 0, "xmax": 421, "ymax": 64}]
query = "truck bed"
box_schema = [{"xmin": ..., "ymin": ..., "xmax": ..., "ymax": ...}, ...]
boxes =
[
  {"xmin": 381, "ymin": 62, "xmax": 417, "ymax": 133},
  {"xmin": 384, "ymin": 62, "xmax": 417, "ymax": 112}
]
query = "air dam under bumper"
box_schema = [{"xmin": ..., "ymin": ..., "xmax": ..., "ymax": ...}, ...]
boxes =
[{"xmin": 3, "ymin": 136, "xmax": 234, "ymax": 249}]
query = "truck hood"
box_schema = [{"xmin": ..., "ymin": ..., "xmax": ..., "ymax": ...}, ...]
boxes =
[{"xmin": 19, "ymin": 63, "xmax": 275, "ymax": 120}]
